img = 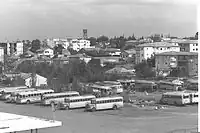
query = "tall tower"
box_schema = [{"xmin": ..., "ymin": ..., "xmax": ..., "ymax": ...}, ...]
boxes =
[{"xmin": 83, "ymin": 29, "xmax": 88, "ymax": 39}]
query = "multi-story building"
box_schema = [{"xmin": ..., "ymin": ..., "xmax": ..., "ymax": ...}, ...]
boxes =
[
  {"xmin": 0, "ymin": 47, "xmax": 4, "ymax": 63},
  {"xmin": 155, "ymin": 51, "xmax": 198, "ymax": 77},
  {"xmin": 135, "ymin": 42, "xmax": 180, "ymax": 64},
  {"xmin": 46, "ymin": 38, "xmax": 70, "ymax": 49},
  {"xmin": 0, "ymin": 41, "xmax": 24, "ymax": 56},
  {"xmin": 167, "ymin": 39, "xmax": 198, "ymax": 52},
  {"xmin": 70, "ymin": 39, "xmax": 93, "ymax": 51}
]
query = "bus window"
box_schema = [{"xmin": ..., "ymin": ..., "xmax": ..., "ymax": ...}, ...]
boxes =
[
  {"xmin": 183, "ymin": 95, "xmax": 189, "ymax": 99},
  {"xmin": 194, "ymin": 95, "xmax": 198, "ymax": 97}
]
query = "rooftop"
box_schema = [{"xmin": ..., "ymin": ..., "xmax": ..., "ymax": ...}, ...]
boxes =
[
  {"xmin": 179, "ymin": 40, "xmax": 198, "ymax": 44},
  {"xmin": 155, "ymin": 51, "xmax": 198, "ymax": 56},
  {"xmin": 137, "ymin": 42, "xmax": 179, "ymax": 47},
  {"xmin": 0, "ymin": 112, "xmax": 62, "ymax": 133}
]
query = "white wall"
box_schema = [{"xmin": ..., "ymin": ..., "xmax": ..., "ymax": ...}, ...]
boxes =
[
  {"xmin": 190, "ymin": 43, "xmax": 198, "ymax": 52},
  {"xmin": 25, "ymin": 74, "xmax": 47, "ymax": 87}
]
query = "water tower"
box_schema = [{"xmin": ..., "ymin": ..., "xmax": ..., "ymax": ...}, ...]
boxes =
[{"xmin": 83, "ymin": 29, "xmax": 88, "ymax": 39}]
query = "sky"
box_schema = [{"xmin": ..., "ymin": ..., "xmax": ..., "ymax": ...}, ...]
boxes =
[{"xmin": 0, "ymin": 0, "xmax": 198, "ymax": 41}]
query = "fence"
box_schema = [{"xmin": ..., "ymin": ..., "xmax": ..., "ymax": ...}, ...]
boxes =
[{"xmin": 167, "ymin": 127, "xmax": 198, "ymax": 133}]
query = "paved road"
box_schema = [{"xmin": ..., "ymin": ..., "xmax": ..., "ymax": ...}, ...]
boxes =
[{"xmin": 0, "ymin": 102, "xmax": 197, "ymax": 133}]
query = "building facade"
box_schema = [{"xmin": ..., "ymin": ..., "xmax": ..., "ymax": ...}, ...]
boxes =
[
  {"xmin": 174, "ymin": 40, "xmax": 198, "ymax": 53},
  {"xmin": 155, "ymin": 51, "xmax": 198, "ymax": 77},
  {"xmin": 70, "ymin": 39, "xmax": 92, "ymax": 51},
  {"xmin": 0, "ymin": 47, "xmax": 4, "ymax": 63},
  {"xmin": 136, "ymin": 42, "xmax": 180, "ymax": 64}
]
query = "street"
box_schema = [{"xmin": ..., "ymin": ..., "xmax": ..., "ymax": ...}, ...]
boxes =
[{"xmin": 0, "ymin": 101, "xmax": 197, "ymax": 133}]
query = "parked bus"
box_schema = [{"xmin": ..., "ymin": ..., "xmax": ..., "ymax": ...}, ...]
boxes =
[
  {"xmin": 15, "ymin": 89, "xmax": 54, "ymax": 104},
  {"xmin": 60, "ymin": 95, "xmax": 96, "ymax": 110},
  {"xmin": 160, "ymin": 91, "xmax": 190, "ymax": 106},
  {"xmin": 101, "ymin": 81, "xmax": 123, "ymax": 94},
  {"xmin": 183, "ymin": 90, "xmax": 198, "ymax": 104},
  {"xmin": 117, "ymin": 79, "xmax": 135, "ymax": 89},
  {"xmin": 134, "ymin": 80, "xmax": 157, "ymax": 92},
  {"xmin": 85, "ymin": 96, "xmax": 123, "ymax": 112},
  {"xmin": 158, "ymin": 80, "xmax": 182, "ymax": 91},
  {"xmin": 89, "ymin": 84, "xmax": 112, "ymax": 97},
  {"xmin": 5, "ymin": 88, "xmax": 37, "ymax": 103},
  {"xmin": 41, "ymin": 91, "xmax": 80, "ymax": 105},
  {"xmin": 0, "ymin": 86, "xmax": 28, "ymax": 100}
]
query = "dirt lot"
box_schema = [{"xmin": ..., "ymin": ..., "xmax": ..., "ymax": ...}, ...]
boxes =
[{"xmin": 0, "ymin": 100, "xmax": 197, "ymax": 133}]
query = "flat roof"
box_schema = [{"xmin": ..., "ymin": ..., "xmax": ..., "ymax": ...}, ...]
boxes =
[
  {"xmin": 0, "ymin": 112, "xmax": 62, "ymax": 133},
  {"xmin": 155, "ymin": 51, "xmax": 198, "ymax": 56},
  {"xmin": 137, "ymin": 42, "xmax": 179, "ymax": 47}
]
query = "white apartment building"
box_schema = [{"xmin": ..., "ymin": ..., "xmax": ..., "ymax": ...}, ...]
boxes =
[
  {"xmin": 0, "ymin": 47, "xmax": 4, "ymax": 63},
  {"xmin": 167, "ymin": 39, "xmax": 198, "ymax": 53},
  {"xmin": 6, "ymin": 42, "xmax": 24, "ymax": 56},
  {"xmin": 46, "ymin": 38, "xmax": 70, "ymax": 49},
  {"xmin": 136, "ymin": 42, "xmax": 180, "ymax": 64},
  {"xmin": 70, "ymin": 39, "xmax": 92, "ymax": 51}
]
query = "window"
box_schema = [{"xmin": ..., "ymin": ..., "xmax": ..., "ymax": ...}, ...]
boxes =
[
  {"xmin": 183, "ymin": 95, "xmax": 189, "ymax": 99},
  {"xmin": 194, "ymin": 95, "xmax": 198, "ymax": 97},
  {"xmin": 193, "ymin": 49, "xmax": 195, "ymax": 51},
  {"xmin": 196, "ymin": 48, "xmax": 198, "ymax": 51},
  {"xmin": 165, "ymin": 62, "xmax": 168, "ymax": 65},
  {"xmin": 196, "ymin": 43, "xmax": 198, "ymax": 46},
  {"xmin": 160, "ymin": 48, "xmax": 162, "ymax": 50}
]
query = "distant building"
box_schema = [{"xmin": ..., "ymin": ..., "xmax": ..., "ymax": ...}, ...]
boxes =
[
  {"xmin": 136, "ymin": 42, "xmax": 180, "ymax": 64},
  {"xmin": 70, "ymin": 39, "xmax": 92, "ymax": 51},
  {"xmin": 155, "ymin": 51, "xmax": 198, "ymax": 77},
  {"xmin": 0, "ymin": 47, "xmax": 4, "ymax": 63},
  {"xmin": 36, "ymin": 48, "xmax": 54, "ymax": 58},
  {"xmin": 20, "ymin": 73, "xmax": 47, "ymax": 87},
  {"xmin": 177, "ymin": 40, "xmax": 198, "ymax": 53},
  {"xmin": 46, "ymin": 38, "xmax": 70, "ymax": 49}
]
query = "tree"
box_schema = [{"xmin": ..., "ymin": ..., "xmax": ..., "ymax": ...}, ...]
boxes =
[
  {"xmin": 134, "ymin": 61, "xmax": 156, "ymax": 78},
  {"xmin": 22, "ymin": 40, "xmax": 31, "ymax": 53},
  {"xmin": 131, "ymin": 33, "xmax": 136, "ymax": 40},
  {"xmin": 195, "ymin": 32, "xmax": 198, "ymax": 40},
  {"xmin": 30, "ymin": 39, "xmax": 41, "ymax": 53},
  {"xmin": 87, "ymin": 37, "xmax": 97, "ymax": 46},
  {"xmin": 54, "ymin": 44, "xmax": 65, "ymax": 55},
  {"xmin": 97, "ymin": 35, "xmax": 109, "ymax": 43}
]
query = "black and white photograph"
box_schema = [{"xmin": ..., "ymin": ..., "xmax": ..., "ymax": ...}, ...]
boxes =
[{"xmin": 0, "ymin": 0, "xmax": 199, "ymax": 133}]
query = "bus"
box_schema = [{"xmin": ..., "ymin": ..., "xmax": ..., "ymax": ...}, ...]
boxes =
[
  {"xmin": 117, "ymin": 79, "xmax": 135, "ymax": 89},
  {"xmin": 183, "ymin": 90, "xmax": 198, "ymax": 104},
  {"xmin": 160, "ymin": 91, "xmax": 190, "ymax": 106},
  {"xmin": 5, "ymin": 88, "xmax": 37, "ymax": 103},
  {"xmin": 41, "ymin": 91, "xmax": 80, "ymax": 105},
  {"xmin": 101, "ymin": 81, "xmax": 123, "ymax": 94},
  {"xmin": 85, "ymin": 96, "xmax": 123, "ymax": 112},
  {"xmin": 134, "ymin": 80, "xmax": 157, "ymax": 92},
  {"xmin": 0, "ymin": 86, "xmax": 28, "ymax": 100},
  {"xmin": 61, "ymin": 95, "xmax": 96, "ymax": 110},
  {"xmin": 15, "ymin": 89, "xmax": 54, "ymax": 104},
  {"xmin": 158, "ymin": 80, "xmax": 182, "ymax": 91},
  {"xmin": 88, "ymin": 84, "xmax": 112, "ymax": 97}
]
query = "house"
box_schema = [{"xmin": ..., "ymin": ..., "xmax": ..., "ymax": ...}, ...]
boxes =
[
  {"xmin": 36, "ymin": 48, "xmax": 54, "ymax": 58},
  {"xmin": 155, "ymin": 51, "xmax": 198, "ymax": 77},
  {"xmin": 135, "ymin": 42, "xmax": 180, "ymax": 64},
  {"xmin": 103, "ymin": 48, "xmax": 121, "ymax": 57},
  {"xmin": 20, "ymin": 73, "xmax": 47, "ymax": 87},
  {"xmin": 177, "ymin": 40, "xmax": 198, "ymax": 53},
  {"xmin": 70, "ymin": 39, "xmax": 94, "ymax": 51}
]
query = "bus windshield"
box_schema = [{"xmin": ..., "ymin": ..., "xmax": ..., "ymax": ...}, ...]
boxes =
[{"xmin": 91, "ymin": 99, "xmax": 96, "ymax": 104}]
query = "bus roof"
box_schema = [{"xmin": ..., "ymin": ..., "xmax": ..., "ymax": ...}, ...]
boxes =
[
  {"xmin": 17, "ymin": 89, "xmax": 54, "ymax": 95},
  {"xmin": 135, "ymin": 80, "xmax": 155, "ymax": 84},
  {"xmin": 90, "ymin": 84, "xmax": 112, "ymax": 90},
  {"xmin": 43, "ymin": 91, "xmax": 79, "ymax": 97},
  {"xmin": 66, "ymin": 95, "xmax": 95, "ymax": 100},
  {"xmin": 117, "ymin": 79, "xmax": 135, "ymax": 83},
  {"xmin": 163, "ymin": 91, "xmax": 189, "ymax": 96},
  {"xmin": 94, "ymin": 96, "xmax": 123, "ymax": 101},
  {"xmin": 1, "ymin": 86, "xmax": 28, "ymax": 92},
  {"xmin": 0, "ymin": 112, "xmax": 62, "ymax": 133}
]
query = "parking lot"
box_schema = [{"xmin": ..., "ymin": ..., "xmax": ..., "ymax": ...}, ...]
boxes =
[{"xmin": 0, "ymin": 101, "xmax": 197, "ymax": 133}]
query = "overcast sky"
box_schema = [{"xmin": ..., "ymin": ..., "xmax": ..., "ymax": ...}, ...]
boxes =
[{"xmin": 0, "ymin": 0, "xmax": 198, "ymax": 41}]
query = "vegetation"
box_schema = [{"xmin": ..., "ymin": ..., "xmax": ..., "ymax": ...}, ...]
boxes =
[
  {"xmin": 134, "ymin": 61, "xmax": 156, "ymax": 78},
  {"xmin": 30, "ymin": 39, "xmax": 41, "ymax": 53}
]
